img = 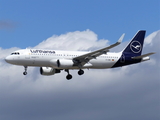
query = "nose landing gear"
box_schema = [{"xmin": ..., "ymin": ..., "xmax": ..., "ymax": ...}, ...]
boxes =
[{"xmin": 23, "ymin": 66, "xmax": 28, "ymax": 75}]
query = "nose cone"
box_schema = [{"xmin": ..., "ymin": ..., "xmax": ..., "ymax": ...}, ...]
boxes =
[{"xmin": 5, "ymin": 56, "xmax": 12, "ymax": 63}]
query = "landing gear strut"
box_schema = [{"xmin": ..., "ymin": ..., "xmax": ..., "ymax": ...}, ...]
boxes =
[
  {"xmin": 65, "ymin": 69, "xmax": 72, "ymax": 80},
  {"xmin": 23, "ymin": 66, "xmax": 28, "ymax": 75}
]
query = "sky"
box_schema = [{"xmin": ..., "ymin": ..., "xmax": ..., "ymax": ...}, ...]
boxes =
[
  {"xmin": 0, "ymin": 0, "xmax": 160, "ymax": 120},
  {"xmin": 0, "ymin": 0, "xmax": 160, "ymax": 48}
]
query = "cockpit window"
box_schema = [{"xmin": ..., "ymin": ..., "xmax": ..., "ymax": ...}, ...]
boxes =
[{"xmin": 11, "ymin": 52, "xmax": 20, "ymax": 55}]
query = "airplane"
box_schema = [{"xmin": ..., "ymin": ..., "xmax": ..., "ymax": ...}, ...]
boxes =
[{"xmin": 5, "ymin": 30, "xmax": 155, "ymax": 80}]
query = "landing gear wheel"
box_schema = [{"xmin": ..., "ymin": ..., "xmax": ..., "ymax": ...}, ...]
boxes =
[
  {"xmin": 66, "ymin": 74, "xmax": 72, "ymax": 80},
  {"xmin": 65, "ymin": 69, "xmax": 73, "ymax": 80},
  {"xmin": 23, "ymin": 72, "xmax": 27, "ymax": 75},
  {"xmin": 78, "ymin": 69, "xmax": 84, "ymax": 75}
]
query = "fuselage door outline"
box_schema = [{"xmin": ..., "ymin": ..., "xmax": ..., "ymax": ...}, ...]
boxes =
[{"xmin": 120, "ymin": 54, "xmax": 125, "ymax": 63}]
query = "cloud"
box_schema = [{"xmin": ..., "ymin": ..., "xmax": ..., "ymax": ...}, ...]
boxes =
[
  {"xmin": 144, "ymin": 30, "xmax": 160, "ymax": 46},
  {"xmin": 0, "ymin": 47, "xmax": 19, "ymax": 59},
  {"xmin": 0, "ymin": 30, "xmax": 159, "ymax": 120},
  {"xmin": 35, "ymin": 29, "xmax": 109, "ymax": 51}
]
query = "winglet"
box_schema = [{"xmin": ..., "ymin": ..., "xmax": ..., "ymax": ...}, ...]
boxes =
[{"xmin": 118, "ymin": 33, "xmax": 125, "ymax": 44}]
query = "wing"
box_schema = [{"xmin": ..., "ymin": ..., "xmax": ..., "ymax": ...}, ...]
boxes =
[{"xmin": 73, "ymin": 33, "xmax": 125, "ymax": 66}]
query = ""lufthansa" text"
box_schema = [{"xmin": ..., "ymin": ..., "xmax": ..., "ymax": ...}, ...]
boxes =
[{"xmin": 30, "ymin": 49, "xmax": 55, "ymax": 54}]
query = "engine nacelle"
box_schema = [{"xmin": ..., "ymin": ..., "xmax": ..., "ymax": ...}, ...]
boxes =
[
  {"xmin": 40, "ymin": 67, "xmax": 60, "ymax": 76},
  {"xmin": 50, "ymin": 59, "xmax": 74, "ymax": 68},
  {"xmin": 57, "ymin": 59, "xmax": 74, "ymax": 68}
]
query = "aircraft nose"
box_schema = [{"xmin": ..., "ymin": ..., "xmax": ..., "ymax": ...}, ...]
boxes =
[{"xmin": 5, "ymin": 56, "xmax": 12, "ymax": 63}]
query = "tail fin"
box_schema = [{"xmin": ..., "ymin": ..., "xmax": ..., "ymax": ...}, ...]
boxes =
[{"xmin": 122, "ymin": 30, "xmax": 146, "ymax": 56}]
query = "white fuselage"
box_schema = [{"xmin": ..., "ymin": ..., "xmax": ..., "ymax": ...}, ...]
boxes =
[{"xmin": 5, "ymin": 49, "xmax": 122, "ymax": 69}]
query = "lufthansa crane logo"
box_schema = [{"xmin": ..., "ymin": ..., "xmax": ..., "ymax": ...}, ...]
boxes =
[{"xmin": 130, "ymin": 41, "xmax": 141, "ymax": 53}]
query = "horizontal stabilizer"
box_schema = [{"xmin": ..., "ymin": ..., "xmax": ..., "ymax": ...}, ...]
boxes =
[{"xmin": 132, "ymin": 52, "xmax": 155, "ymax": 59}]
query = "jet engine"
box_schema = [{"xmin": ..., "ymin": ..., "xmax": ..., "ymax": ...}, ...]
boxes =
[
  {"xmin": 57, "ymin": 59, "xmax": 74, "ymax": 68},
  {"xmin": 50, "ymin": 59, "xmax": 74, "ymax": 68},
  {"xmin": 40, "ymin": 67, "xmax": 60, "ymax": 76}
]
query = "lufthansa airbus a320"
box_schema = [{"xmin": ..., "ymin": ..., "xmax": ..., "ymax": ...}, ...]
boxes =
[{"xmin": 5, "ymin": 30, "xmax": 155, "ymax": 80}]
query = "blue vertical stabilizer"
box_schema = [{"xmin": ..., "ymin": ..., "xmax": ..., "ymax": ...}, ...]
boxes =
[{"xmin": 122, "ymin": 30, "xmax": 146, "ymax": 56}]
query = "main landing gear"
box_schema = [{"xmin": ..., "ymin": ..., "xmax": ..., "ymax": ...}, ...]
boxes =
[
  {"xmin": 23, "ymin": 66, "xmax": 28, "ymax": 75},
  {"xmin": 22, "ymin": 67, "xmax": 84, "ymax": 80},
  {"xmin": 65, "ymin": 69, "xmax": 72, "ymax": 80},
  {"xmin": 65, "ymin": 69, "xmax": 84, "ymax": 80},
  {"xmin": 78, "ymin": 69, "xmax": 84, "ymax": 75}
]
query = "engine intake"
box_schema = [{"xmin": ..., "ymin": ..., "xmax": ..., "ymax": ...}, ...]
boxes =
[{"xmin": 40, "ymin": 67, "xmax": 60, "ymax": 76}]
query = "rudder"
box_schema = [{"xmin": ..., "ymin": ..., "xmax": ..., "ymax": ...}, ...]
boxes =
[{"xmin": 122, "ymin": 30, "xmax": 146, "ymax": 56}]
